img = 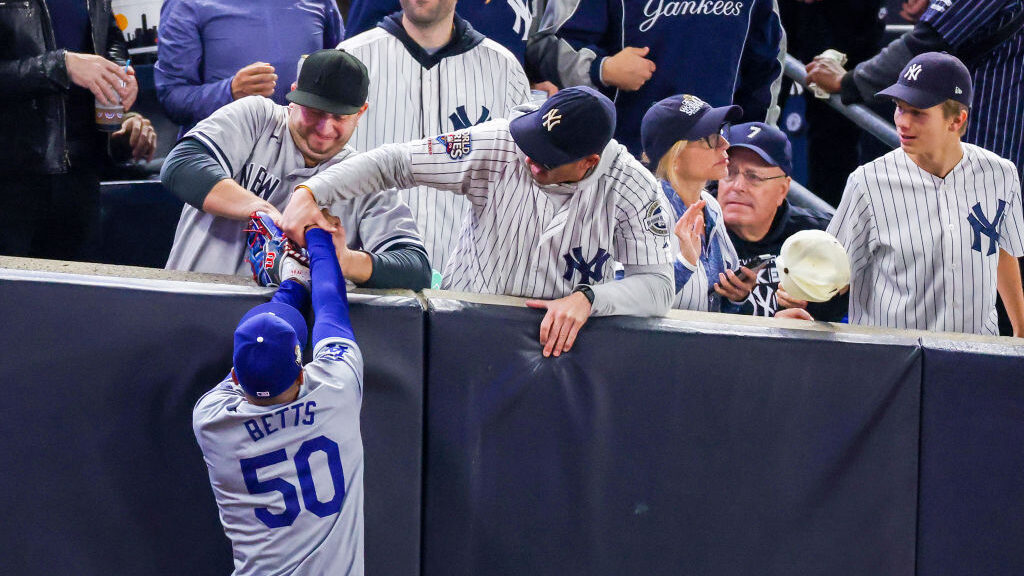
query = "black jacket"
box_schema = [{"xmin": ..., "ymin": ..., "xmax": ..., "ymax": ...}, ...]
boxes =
[{"xmin": 0, "ymin": 0, "xmax": 127, "ymax": 174}]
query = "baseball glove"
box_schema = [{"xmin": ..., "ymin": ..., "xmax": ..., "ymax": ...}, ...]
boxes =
[{"xmin": 245, "ymin": 211, "xmax": 311, "ymax": 288}]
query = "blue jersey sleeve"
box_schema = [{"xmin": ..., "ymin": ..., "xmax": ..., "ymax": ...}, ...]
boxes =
[{"xmin": 306, "ymin": 228, "xmax": 355, "ymax": 344}]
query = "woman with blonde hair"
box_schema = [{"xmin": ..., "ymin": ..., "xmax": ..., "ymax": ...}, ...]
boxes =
[{"xmin": 641, "ymin": 95, "xmax": 757, "ymax": 311}]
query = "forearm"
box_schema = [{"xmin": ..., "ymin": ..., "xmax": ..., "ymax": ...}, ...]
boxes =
[
  {"xmin": 155, "ymin": 75, "xmax": 235, "ymax": 127},
  {"xmin": 0, "ymin": 52, "xmax": 71, "ymax": 99},
  {"xmin": 303, "ymin": 143, "xmax": 418, "ymax": 207},
  {"xmin": 841, "ymin": 22, "xmax": 949, "ymax": 105},
  {"xmin": 525, "ymin": 0, "xmax": 608, "ymax": 89},
  {"xmin": 589, "ymin": 264, "xmax": 673, "ymax": 317},
  {"xmin": 997, "ymin": 249, "xmax": 1024, "ymax": 337},
  {"xmin": 364, "ymin": 245, "xmax": 431, "ymax": 290},
  {"xmin": 201, "ymin": 180, "xmax": 277, "ymax": 220},
  {"xmin": 308, "ymin": 228, "xmax": 354, "ymax": 343},
  {"xmin": 160, "ymin": 137, "xmax": 229, "ymax": 208}
]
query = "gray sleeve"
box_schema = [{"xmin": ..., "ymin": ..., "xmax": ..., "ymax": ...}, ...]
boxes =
[
  {"xmin": 365, "ymin": 246, "xmax": 431, "ymax": 290},
  {"xmin": 524, "ymin": 0, "xmax": 601, "ymax": 88},
  {"xmin": 160, "ymin": 137, "xmax": 229, "ymax": 209},
  {"xmin": 305, "ymin": 142, "xmax": 418, "ymax": 206},
  {"xmin": 841, "ymin": 22, "xmax": 950, "ymax": 105},
  {"xmin": 589, "ymin": 263, "xmax": 673, "ymax": 317}
]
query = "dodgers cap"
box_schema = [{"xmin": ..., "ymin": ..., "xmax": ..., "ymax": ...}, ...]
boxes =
[
  {"xmin": 877, "ymin": 51, "xmax": 973, "ymax": 109},
  {"xmin": 726, "ymin": 122, "xmax": 793, "ymax": 176},
  {"xmin": 232, "ymin": 302, "xmax": 309, "ymax": 399},
  {"xmin": 286, "ymin": 49, "xmax": 369, "ymax": 115},
  {"xmin": 509, "ymin": 86, "xmax": 616, "ymax": 168},
  {"xmin": 641, "ymin": 94, "xmax": 743, "ymax": 165},
  {"xmin": 776, "ymin": 230, "xmax": 851, "ymax": 303}
]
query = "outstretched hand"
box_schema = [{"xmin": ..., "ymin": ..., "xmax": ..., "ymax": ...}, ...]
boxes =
[
  {"xmin": 282, "ymin": 186, "xmax": 337, "ymax": 246},
  {"xmin": 525, "ymin": 292, "xmax": 593, "ymax": 357}
]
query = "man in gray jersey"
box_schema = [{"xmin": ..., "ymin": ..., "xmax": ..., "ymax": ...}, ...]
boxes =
[
  {"xmin": 338, "ymin": 0, "xmax": 532, "ymax": 282},
  {"xmin": 282, "ymin": 86, "xmax": 674, "ymax": 357},
  {"xmin": 161, "ymin": 49, "xmax": 430, "ymax": 291},
  {"xmin": 194, "ymin": 220, "xmax": 365, "ymax": 575},
  {"xmin": 828, "ymin": 52, "xmax": 1024, "ymax": 336}
]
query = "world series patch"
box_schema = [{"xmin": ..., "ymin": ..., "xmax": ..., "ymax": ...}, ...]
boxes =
[
  {"xmin": 644, "ymin": 201, "xmax": 670, "ymax": 236},
  {"xmin": 434, "ymin": 132, "xmax": 472, "ymax": 160}
]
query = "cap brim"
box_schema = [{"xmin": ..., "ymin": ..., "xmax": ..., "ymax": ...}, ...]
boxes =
[
  {"xmin": 687, "ymin": 105, "xmax": 744, "ymax": 140},
  {"xmin": 876, "ymin": 84, "xmax": 944, "ymax": 109},
  {"xmin": 286, "ymin": 90, "xmax": 363, "ymax": 116},
  {"xmin": 238, "ymin": 302, "xmax": 309, "ymax": 349},
  {"xmin": 509, "ymin": 110, "xmax": 577, "ymax": 168},
  {"xmin": 727, "ymin": 143, "xmax": 788, "ymax": 175}
]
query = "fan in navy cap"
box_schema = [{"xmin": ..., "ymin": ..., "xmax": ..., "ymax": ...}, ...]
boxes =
[
  {"xmin": 718, "ymin": 122, "xmax": 846, "ymax": 322},
  {"xmin": 639, "ymin": 94, "xmax": 755, "ymax": 312}
]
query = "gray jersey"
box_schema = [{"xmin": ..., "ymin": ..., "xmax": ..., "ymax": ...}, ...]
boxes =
[
  {"xmin": 338, "ymin": 22, "xmax": 531, "ymax": 274},
  {"xmin": 193, "ymin": 337, "xmax": 364, "ymax": 576},
  {"xmin": 827, "ymin": 143, "xmax": 1024, "ymax": 335},
  {"xmin": 299, "ymin": 115, "xmax": 674, "ymax": 305},
  {"xmin": 165, "ymin": 96, "xmax": 423, "ymax": 275}
]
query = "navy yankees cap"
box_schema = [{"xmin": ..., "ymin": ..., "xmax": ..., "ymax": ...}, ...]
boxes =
[
  {"xmin": 877, "ymin": 51, "xmax": 973, "ymax": 109},
  {"xmin": 233, "ymin": 302, "xmax": 309, "ymax": 400},
  {"xmin": 287, "ymin": 49, "xmax": 368, "ymax": 115},
  {"xmin": 509, "ymin": 86, "xmax": 616, "ymax": 168},
  {"xmin": 726, "ymin": 122, "xmax": 793, "ymax": 176},
  {"xmin": 641, "ymin": 94, "xmax": 743, "ymax": 166}
]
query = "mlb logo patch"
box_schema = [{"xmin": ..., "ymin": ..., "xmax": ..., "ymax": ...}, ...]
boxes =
[{"xmin": 435, "ymin": 132, "xmax": 473, "ymax": 160}]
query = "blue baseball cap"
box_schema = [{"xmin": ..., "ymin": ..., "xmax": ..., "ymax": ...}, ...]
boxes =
[
  {"xmin": 641, "ymin": 94, "xmax": 743, "ymax": 165},
  {"xmin": 726, "ymin": 122, "xmax": 793, "ymax": 176},
  {"xmin": 232, "ymin": 302, "xmax": 309, "ymax": 399},
  {"xmin": 877, "ymin": 51, "xmax": 973, "ymax": 109},
  {"xmin": 509, "ymin": 86, "xmax": 616, "ymax": 168}
]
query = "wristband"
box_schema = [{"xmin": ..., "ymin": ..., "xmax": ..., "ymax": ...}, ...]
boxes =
[{"xmin": 573, "ymin": 284, "xmax": 595, "ymax": 305}]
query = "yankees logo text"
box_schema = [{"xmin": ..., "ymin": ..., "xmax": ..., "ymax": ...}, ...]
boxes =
[
  {"xmin": 904, "ymin": 64, "xmax": 923, "ymax": 81},
  {"xmin": 563, "ymin": 247, "xmax": 611, "ymax": 284},
  {"xmin": 244, "ymin": 401, "xmax": 317, "ymax": 442},
  {"xmin": 641, "ymin": 0, "xmax": 745, "ymax": 32},
  {"xmin": 240, "ymin": 163, "xmax": 281, "ymax": 199},
  {"xmin": 966, "ymin": 200, "xmax": 1006, "ymax": 256},
  {"xmin": 542, "ymin": 108, "xmax": 563, "ymax": 131}
]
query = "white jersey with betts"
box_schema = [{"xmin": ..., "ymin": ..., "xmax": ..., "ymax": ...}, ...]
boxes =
[
  {"xmin": 300, "ymin": 117, "xmax": 674, "ymax": 301},
  {"xmin": 338, "ymin": 26, "xmax": 531, "ymax": 274},
  {"xmin": 827, "ymin": 143, "xmax": 1024, "ymax": 335},
  {"xmin": 165, "ymin": 96, "xmax": 423, "ymax": 275},
  {"xmin": 193, "ymin": 337, "xmax": 365, "ymax": 576}
]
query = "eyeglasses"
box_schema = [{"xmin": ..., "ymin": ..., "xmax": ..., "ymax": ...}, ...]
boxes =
[
  {"xmin": 696, "ymin": 123, "xmax": 731, "ymax": 150},
  {"xmin": 722, "ymin": 167, "xmax": 787, "ymax": 186}
]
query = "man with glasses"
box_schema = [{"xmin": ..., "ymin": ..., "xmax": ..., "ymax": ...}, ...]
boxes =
[
  {"xmin": 718, "ymin": 122, "xmax": 847, "ymax": 321},
  {"xmin": 161, "ymin": 49, "xmax": 430, "ymax": 291},
  {"xmin": 281, "ymin": 86, "xmax": 674, "ymax": 357}
]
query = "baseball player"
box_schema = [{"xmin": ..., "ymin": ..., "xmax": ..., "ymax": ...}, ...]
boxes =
[
  {"xmin": 282, "ymin": 86, "xmax": 674, "ymax": 357},
  {"xmin": 338, "ymin": 0, "xmax": 532, "ymax": 279},
  {"xmin": 828, "ymin": 52, "xmax": 1024, "ymax": 336},
  {"xmin": 162, "ymin": 49, "xmax": 430, "ymax": 291},
  {"xmin": 193, "ymin": 218, "xmax": 365, "ymax": 575}
]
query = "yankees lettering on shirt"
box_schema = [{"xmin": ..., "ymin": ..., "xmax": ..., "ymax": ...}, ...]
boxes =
[
  {"xmin": 827, "ymin": 143, "xmax": 1024, "ymax": 335},
  {"xmin": 239, "ymin": 163, "xmax": 281, "ymax": 199},
  {"xmin": 339, "ymin": 14, "xmax": 531, "ymax": 274},
  {"xmin": 641, "ymin": 0, "xmax": 746, "ymax": 31}
]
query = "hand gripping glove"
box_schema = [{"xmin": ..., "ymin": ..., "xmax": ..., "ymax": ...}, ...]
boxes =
[{"xmin": 245, "ymin": 211, "xmax": 311, "ymax": 288}]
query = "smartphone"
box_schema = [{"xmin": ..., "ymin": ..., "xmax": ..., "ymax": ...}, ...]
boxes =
[{"xmin": 732, "ymin": 254, "xmax": 774, "ymax": 277}]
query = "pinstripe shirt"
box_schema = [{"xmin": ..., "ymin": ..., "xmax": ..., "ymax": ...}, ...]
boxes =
[
  {"xmin": 827, "ymin": 144, "xmax": 1024, "ymax": 335},
  {"xmin": 921, "ymin": 0, "xmax": 1024, "ymax": 179},
  {"xmin": 300, "ymin": 117, "xmax": 674, "ymax": 311}
]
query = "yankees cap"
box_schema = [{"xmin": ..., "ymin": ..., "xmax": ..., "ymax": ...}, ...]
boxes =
[
  {"xmin": 509, "ymin": 86, "xmax": 616, "ymax": 168},
  {"xmin": 641, "ymin": 94, "xmax": 743, "ymax": 166},
  {"xmin": 726, "ymin": 122, "xmax": 793, "ymax": 176},
  {"xmin": 286, "ymin": 49, "xmax": 369, "ymax": 115},
  {"xmin": 233, "ymin": 302, "xmax": 309, "ymax": 399},
  {"xmin": 776, "ymin": 230, "xmax": 851, "ymax": 303},
  {"xmin": 877, "ymin": 51, "xmax": 973, "ymax": 109}
]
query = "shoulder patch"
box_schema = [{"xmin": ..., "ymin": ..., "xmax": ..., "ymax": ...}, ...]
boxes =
[
  {"xmin": 433, "ymin": 132, "xmax": 473, "ymax": 160},
  {"xmin": 317, "ymin": 342, "xmax": 350, "ymax": 362},
  {"xmin": 644, "ymin": 201, "xmax": 670, "ymax": 236}
]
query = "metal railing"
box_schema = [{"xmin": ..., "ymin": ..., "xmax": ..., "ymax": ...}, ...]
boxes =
[{"xmin": 783, "ymin": 53, "xmax": 900, "ymax": 150}]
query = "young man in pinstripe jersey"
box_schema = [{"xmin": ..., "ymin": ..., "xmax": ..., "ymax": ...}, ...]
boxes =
[
  {"xmin": 282, "ymin": 87, "xmax": 674, "ymax": 357},
  {"xmin": 828, "ymin": 52, "xmax": 1024, "ymax": 336}
]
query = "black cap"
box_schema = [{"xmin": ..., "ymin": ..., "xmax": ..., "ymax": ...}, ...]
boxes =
[
  {"xmin": 508, "ymin": 86, "xmax": 616, "ymax": 167},
  {"xmin": 286, "ymin": 49, "xmax": 369, "ymax": 115}
]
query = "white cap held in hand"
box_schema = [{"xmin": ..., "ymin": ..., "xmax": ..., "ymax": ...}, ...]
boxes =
[{"xmin": 776, "ymin": 229, "xmax": 850, "ymax": 303}]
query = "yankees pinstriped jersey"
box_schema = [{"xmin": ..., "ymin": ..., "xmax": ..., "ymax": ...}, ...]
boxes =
[
  {"xmin": 827, "ymin": 143, "xmax": 1024, "ymax": 335},
  {"xmin": 660, "ymin": 184, "xmax": 740, "ymax": 312},
  {"xmin": 165, "ymin": 96, "xmax": 423, "ymax": 275},
  {"xmin": 193, "ymin": 337, "xmax": 364, "ymax": 576},
  {"xmin": 338, "ymin": 14, "xmax": 531, "ymax": 274},
  {"xmin": 921, "ymin": 0, "xmax": 1024, "ymax": 179},
  {"xmin": 299, "ymin": 117, "xmax": 674, "ymax": 303}
]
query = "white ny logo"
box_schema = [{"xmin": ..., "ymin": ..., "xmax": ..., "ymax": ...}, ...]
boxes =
[
  {"xmin": 542, "ymin": 108, "xmax": 562, "ymax": 131},
  {"xmin": 506, "ymin": 0, "xmax": 532, "ymax": 41},
  {"xmin": 904, "ymin": 64, "xmax": 923, "ymax": 81}
]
